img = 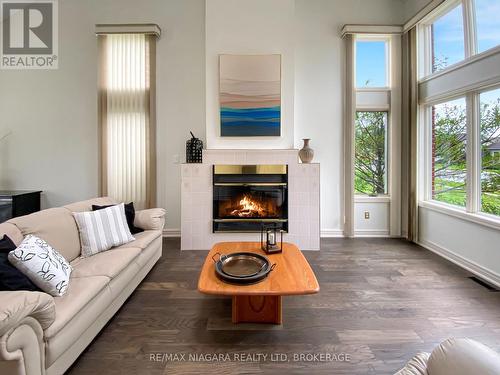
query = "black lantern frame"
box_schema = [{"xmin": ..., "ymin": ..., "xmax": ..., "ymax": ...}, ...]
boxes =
[{"xmin": 260, "ymin": 222, "xmax": 283, "ymax": 254}]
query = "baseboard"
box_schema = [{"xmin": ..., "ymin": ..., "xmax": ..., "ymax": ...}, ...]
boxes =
[
  {"xmin": 171, "ymin": 228, "xmax": 394, "ymax": 239},
  {"xmin": 418, "ymin": 238, "xmax": 500, "ymax": 289},
  {"xmin": 354, "ymin": 229, "xmax": 390, "ymax": 237},
  {"xmin": 163, "ymin": 228, "xmax": 181, "ymax": 237},
  {"xmin": 320, "ymin": 229, "xmax": 344, "ymax": 237},
  {"xmin": 170, "ymin": 228, "xmax": 344, "ymax": 238}
]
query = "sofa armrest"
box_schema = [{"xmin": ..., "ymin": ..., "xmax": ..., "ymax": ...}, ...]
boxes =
[
  {"xmin": 427, "ymin": 338, "xmax": 500, "ymax": 375},
  {"xmin": 0, "ymin": 291, "xmax": 55, "ymax": 375},
  {"xmin": 0, "ymin": 291, "xmax": 55, "ymax": 336},
  {"xmin": 134, "ymin": 208, "xmax": 166, "ymax": 231},
  {"xmin": 394, "ymin": 352, "xmax": 429, "ymax": 375}
]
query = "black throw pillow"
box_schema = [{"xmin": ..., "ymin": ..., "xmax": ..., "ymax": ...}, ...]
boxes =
[
  {"xmin": 92, "ymin": 202, "xmax": 144, "ymax": 235},
  {"xmin": 0, "ymin": 235, "xmax": 41, "ymax": 291}
]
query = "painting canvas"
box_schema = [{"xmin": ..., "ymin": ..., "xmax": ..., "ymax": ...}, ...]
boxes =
[{"xmin": 219, "ymin": 54, "xmax": 281, "ymax": 137}]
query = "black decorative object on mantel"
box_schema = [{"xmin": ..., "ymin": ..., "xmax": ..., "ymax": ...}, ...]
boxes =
[{"xmin": 186, "ymin": 131, "xmax": 203, "ymax": 163}]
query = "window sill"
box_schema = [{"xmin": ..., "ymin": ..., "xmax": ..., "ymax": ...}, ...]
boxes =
[
  {"xmin": 355, "ymin": 195, "xmax": 390, "ymax": 203},
  {"xmin": 419, "ymin": 200, "xmax": 500, "ymax": 231}
]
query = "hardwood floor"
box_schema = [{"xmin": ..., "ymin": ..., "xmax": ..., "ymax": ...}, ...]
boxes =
[{"xmin": 68, "ymin": 238, "xmax": 500, "ymax": 375}]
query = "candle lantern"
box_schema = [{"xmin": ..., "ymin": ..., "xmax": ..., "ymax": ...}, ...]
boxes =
[{"xmin": 260, "ymin": 223, "xmax": 283, "ymax": 254}]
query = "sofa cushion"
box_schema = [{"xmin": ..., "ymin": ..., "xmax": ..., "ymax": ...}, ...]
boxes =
[
  {"xmin": 0, "ymin": 235, "xmax": 41, "ymax": 292},
  {"xmin": 0, "ymin": 222, "xmax": 24, "ymax": 246},
  {"xmin": 72, "ymin": 203, "xmax": 135, "ymax": 258},
  {"xmin": 8, "ymin": 235, "xmax": 72, "ymax": 297},
  {"xmin": 44, "ymin": 275, "xmax": 109, "ymax": 339},
  {"xmin": 115, "ymin": 230, "xmax": 161, "ymax": 251},
  {"xmin": 93, "ymin": 202, "xmax": 144, "ymax": 235},
  {"xmin": 63, "ymin": 196, "xmax": 117, "ymax": 213},
  {"xmin": 70, "ymin": 247, "xmax": 141, "ymax": 279},
  {"xmin": 8, "ymin": 207, "xmax": 81, "ymax": 262},
  {"xmin": 0, "ymin": 291, "xmax": 55, "ymax": 336},
  {"xmin": 427, "ymin": 338, "xmax": 500, "ymax": 375}
]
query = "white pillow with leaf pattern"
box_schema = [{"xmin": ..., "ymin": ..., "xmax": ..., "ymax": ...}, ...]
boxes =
[{"xmin": 8, "ymin": 234, "xmax": 72, "ymax": 296}]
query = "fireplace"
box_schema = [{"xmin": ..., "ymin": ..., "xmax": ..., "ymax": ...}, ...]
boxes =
[{"xmin": 213, "ymin": 165, "xmax": 288, "ymax": 232}]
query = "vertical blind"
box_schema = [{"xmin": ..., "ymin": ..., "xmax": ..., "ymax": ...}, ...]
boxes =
[{"xmin": 99, "ymin": 33, "xmax": 156, "ymax": 209}]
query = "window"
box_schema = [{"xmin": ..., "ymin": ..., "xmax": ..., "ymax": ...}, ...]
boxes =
[
  {"xmin": 355, "ymin": 112, "xmax": 388, "ymax": 195},
  {"xmin": 431, "ymin": 98, "xmax": 467, "ymax": 207},
  {"xmin": 475, "ymin": 0, "xmax": 500, "ymax": 54},
  {"xmin": 418, "ymin": 1, "xmax": 500, "ymax": 224},
  {"xmin": 422, "ymin": 0, "xmax": 500, "ymax": 79},
  {"xmin": 480, "ymin": 88, "xmax": 500, "ymax": 216},
  {"xmin": 355, "ymin": 40, "xmax": 388, "ymax": 88},
  {"xmin": 431, "ymin": 4, "xmax": 465, "ymax": 72},
  {"xmin": 98, "ymin": 31, "xmax": 157, "ymax": 209}
]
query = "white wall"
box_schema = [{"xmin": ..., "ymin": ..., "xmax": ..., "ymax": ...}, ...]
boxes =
[
  {"xmin": 294, "ymin": 0, "xmax": 404, "ymax": 233},
  {"xmin": 419, "ymin": 207, "xmax": 500, "ymax": 285},
  {"xmin": 400, "ymin": 0, "xmax": 434, "ymax": 23},
  {"xmin": 1, "ymin": 0, "xmax": 417, "ymax": 234},
  {"xmin": 354, "ymin": 201, "xmax": 390, "ymax": 236},
  {"xmin": 205, "ymin": 0, "xmax": 295, "ymax": 150},
  {"xmin": 0, "ymin": 0, "xmax": 205, "ymax": 232}
]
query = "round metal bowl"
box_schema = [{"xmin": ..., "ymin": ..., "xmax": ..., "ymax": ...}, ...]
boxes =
[{"xmin": 212, "ymin": 252, "xmax": 276, "ymax": 285}]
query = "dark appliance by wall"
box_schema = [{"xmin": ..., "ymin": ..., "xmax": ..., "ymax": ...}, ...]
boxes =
[
  {"xmin": 212, "ymin": 165, "xmax": 288, "ymax": 233},
  {"xmin": 0, "ymin": 191, "xmax": 42, "ymax": 223}
]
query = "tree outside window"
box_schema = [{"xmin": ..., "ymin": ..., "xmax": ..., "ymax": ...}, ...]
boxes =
[
  {"xmin": 355, "ymin": 111, "xmax": 388, "ymax": 196},
  {"xmin": 480, "ymin": 89, "xmax": 500, "ymax": 216},
  {"xmin": 431, "ymin": 98, "xmax": 467, "ymax": 207}
]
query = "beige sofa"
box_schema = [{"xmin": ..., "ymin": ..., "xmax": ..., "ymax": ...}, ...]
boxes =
[
  {"xmin": 0, "ymin": 197, "xmax": 165, "ymax": 375},
  {"xmin": 395, "ymin": 337, "xmax": 500, "ymax": 375}
]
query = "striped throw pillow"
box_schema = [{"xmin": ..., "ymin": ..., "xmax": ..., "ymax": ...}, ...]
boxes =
[{"xmin": 73, "ymin": 203, "xmax": 135, "ymax": 258}]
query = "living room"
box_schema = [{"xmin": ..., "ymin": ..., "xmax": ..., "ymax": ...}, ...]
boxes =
[{"xmin": 1, "ymin": 0, "xmax": 500, "ymax": 374}]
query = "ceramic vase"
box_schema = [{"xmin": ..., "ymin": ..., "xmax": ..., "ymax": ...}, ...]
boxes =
[{"xmin": 299, "ymin": 138, "xmax": 314, "ymax": 163}]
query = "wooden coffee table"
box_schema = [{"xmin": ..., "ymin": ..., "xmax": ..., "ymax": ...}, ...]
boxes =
[{"xmin": 198, "ymin": 242, "xmax": 319, "ymax": 324}]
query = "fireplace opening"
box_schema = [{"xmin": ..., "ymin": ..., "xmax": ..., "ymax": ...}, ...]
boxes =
[{"xmin": 213, "ymin": 165, "xmax": 288, "ymax": 233}]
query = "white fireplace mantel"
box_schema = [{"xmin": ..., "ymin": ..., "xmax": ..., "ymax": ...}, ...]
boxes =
[{"xmin": 181, "ymin": 149, "xmax": 320, "ymax": 250}]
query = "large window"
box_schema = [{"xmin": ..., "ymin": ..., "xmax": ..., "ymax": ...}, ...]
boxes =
[
  {"xmin": 431, "ymin": 98, "xmax": 467, "ymax": 206},
  {"xmin": 355, "ymin": 40, "xmax": 388, "ymax": 88},
  {"xmin": 355, "ymin": 112, "xmax": 388, "ymax": 195},
  {"xmin": 431, "ymin": 4, "xmax": 465, "ymax": 72},
  {"xmin": 480, "ymin": 88, "xmax": 500, "ymax": 216},
  {"xmin": 419, "ymin": 0, "xmax": 500, "ymax": 221}
]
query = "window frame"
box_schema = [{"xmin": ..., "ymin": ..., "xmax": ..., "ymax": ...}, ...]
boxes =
[
  {"xmin": 353, "ymin": 34, "xmax": 393, "ymax": 199},
  {"xmin": 418, "ymin": 85, "xmax": 500, "ymax": 227},
  {"xmin": 421, "ymin": 95, "xmax": 468, "ymax": 205},
  {"xmin": 344, "ymin": 30, "xmax": 402, "ymax": 237},
  {"xmin": 419, "ymin": 0, "xmax": 500, "ymax": 80},
  {"xmin": 417, "ymin": 0, "xmax": 500, "ymax": 227}
]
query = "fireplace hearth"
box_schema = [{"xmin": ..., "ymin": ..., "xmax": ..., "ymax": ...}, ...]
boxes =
[{"xmin": 213, "ymin": 165, "xmax": 288, "ymax": 233}]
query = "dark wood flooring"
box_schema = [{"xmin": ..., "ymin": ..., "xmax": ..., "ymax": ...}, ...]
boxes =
[{"xmin": 68, "ymin": 238, "xmax": 500, "ymax": 375}]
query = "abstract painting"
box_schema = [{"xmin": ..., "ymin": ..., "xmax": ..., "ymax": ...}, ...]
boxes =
[{"xmin": 219, "ymin": 54, "xmax": 281, "ymax": 137}]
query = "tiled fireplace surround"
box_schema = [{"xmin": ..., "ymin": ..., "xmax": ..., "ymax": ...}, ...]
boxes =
[{"xmin": 181, "ymin": 149, "xmax": 320, "ymax": 250}]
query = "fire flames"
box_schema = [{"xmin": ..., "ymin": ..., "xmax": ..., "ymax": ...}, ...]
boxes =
[{"xmin": 230, "ymin": 195, "xmax": 266, "ymax": 217}]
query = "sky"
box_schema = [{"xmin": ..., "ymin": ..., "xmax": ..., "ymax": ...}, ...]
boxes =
[{"xmin": 356, "ymin": 41, "xmax": 387, "ymax": 88}]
